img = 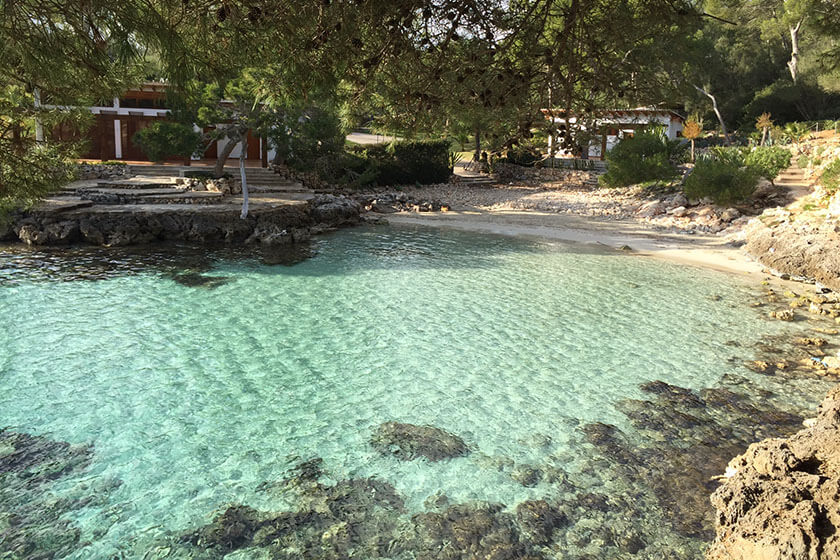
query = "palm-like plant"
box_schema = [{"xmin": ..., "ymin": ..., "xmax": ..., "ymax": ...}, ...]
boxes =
[
  {"xmin": 756, "ymin": 113, "xmax": 773, "ymax": 146},
  {"xmin": 682, "ymin": 117, "xmax": 703, "ymax": 162}
]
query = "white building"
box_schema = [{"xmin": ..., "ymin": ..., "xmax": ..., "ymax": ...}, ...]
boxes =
[{"xmin": 544, "ymin": 107, "xmax": 685, "ymax": 159}]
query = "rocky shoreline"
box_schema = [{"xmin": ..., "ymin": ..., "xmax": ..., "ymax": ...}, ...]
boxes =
[
  {"xmin": 0, "ymin": 194, "xmax": 361, "ymax": 247},
  {"xmin": 744, "ymin": 209, "xmax": 840, "ymax": 292},
  {"xmin": 708, "ymin": 386, "xmax": 840, "ymax": 559}
]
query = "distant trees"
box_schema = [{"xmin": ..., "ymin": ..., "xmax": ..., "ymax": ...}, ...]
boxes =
[{"xmin": 0, "ymin": 0, "xmax": 837, "ymax": 208}]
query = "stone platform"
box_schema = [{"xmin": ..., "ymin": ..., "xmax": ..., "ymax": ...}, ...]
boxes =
[{"xmin": 2, "ymin": 176, "xmax": 361, "ymax": 247}]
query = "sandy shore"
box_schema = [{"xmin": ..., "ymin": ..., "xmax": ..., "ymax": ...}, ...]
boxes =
[{"xmin": 383, "ymin": 209, "xmax": 764, "ymax": 277}]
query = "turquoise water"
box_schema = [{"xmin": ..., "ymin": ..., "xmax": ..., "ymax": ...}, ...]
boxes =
[{"xmin": 0, "ymin": 225, "xmax": 832, "ymax": 558}]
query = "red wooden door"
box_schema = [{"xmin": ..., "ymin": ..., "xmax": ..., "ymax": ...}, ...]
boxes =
[{"xmin": 246, "ymin": 130, "xmax": 261, "ymax": 160}]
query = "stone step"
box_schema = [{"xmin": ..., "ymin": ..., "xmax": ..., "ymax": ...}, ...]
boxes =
[
  {"xmin": 250, "ymin": 184, "xmax": 311, "ymax": 194},
  {"xmin": 97, "ymin": 178, "xmax": 181, "ymax": 189},
  {"xmin": 81, "ymin": 187, "xmax": 189, "ymax": 196},
  {"xmin": 139, "ymin": 192, "xmax": 226, "ymax": 204}
]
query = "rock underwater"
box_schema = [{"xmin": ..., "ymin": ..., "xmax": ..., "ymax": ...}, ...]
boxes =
[{"xmin": 370, "ymin": 421, "xmax": 470, "ymax": 461}]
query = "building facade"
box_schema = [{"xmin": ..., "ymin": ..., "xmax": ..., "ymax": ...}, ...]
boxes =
[{"xmin": 60, "ymin": 83, "xmax": 274, "ymax": 165}]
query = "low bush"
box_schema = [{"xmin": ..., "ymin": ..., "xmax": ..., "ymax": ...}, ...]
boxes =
[
  {"xmin": 684, "ymin": 159, "xmax": 761, "ymax": 205},
  {"xmin": 500, "ymin": 145, "xmax": 542, "ymax": 167},
  {"xmin": 822, "ymin": 159, "xmax": 840, "ymax": 193},
  {"xmin": 338, "ymin": 139, "xmax": 450, "ymax": 187},
  {"xmin": 132, "ymin": 121, "xmax": 201, "ymax": 162},
  {"xmin": 600, "ymin": 131, "xmax": 680, "ymax": 187},
  {"xmin": 184, "ymin": 169, "xmax": 231, "ymax": 180},
  {"xmin": 744, "ymin": 146, "xmax": 791, "ymax": 181},
  {"xmin": 392, "ymin": 140, "xmax": 451, "ymax": 184}
]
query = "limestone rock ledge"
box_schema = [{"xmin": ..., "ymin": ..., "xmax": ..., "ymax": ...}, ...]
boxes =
[
  {"xmin": 744, "ymin": 217, "xmax": 840, "ymax": 291},
  {"xmin": 0, "ymin": 195, "xmax": 361, "ymax": 247},
  {"xmin": 707, "ymin": 385, "xmax": 840, "ymax": 560}
]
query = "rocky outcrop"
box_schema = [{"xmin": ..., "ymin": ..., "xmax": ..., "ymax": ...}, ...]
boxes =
[
  {"xmin": 356, "ymin": 192, "xmax": 447, "ymax": 214},
  {"xmin": 370, "ymin": 422, "xmax": 470, "ymax": 461},
  {"xmin": 744, "ymin": 217, "xmax": 840, "ymax": 291},
  {"xmin": 3, "ymin": 195, "xmax": 360, "ymax": 247},
  {"xmin": 707, "ymin": 386, "xmax": 840, "ymax": 560}
]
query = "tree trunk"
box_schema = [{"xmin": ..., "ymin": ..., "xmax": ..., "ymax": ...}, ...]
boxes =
[
  {"xmin": 473, "ymin": 128, "xmax": 481, "ymax": 161},
  {"xmin": 34, "ymin": 88, "xmax": 44, "ymax": 143},
  {"xmin": 239, "ymin": 136, "xmax": 249, "ymax": 219},
  {"xmin": 690, "ymin": 139, "xmax": 695, "ymax": 162},
  {"xmin": 788, "ymin": 20, "xmax": 802, "ymax": 84},
  {"xmin": 214, "ymin": 137, "xmax": 238, "ymax": 178},
  {"xmin": 694, "ymin": 85, "xmax": 730, "ymax": 145}
]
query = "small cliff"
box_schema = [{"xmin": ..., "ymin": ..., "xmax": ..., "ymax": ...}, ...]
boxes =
[{"xmin": 707, "ymin": 386, "xmax": 840, "ymax": 559}]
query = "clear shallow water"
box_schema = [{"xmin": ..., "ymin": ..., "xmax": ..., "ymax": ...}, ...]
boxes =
[{"xmin": 0, "ymin": 225, "xmax": 833, "ymax": 559}]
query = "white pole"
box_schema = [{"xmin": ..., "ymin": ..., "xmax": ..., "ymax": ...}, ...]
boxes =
[
  {"xmin": 114, "ymin": 120, "xmax": 122, "ymax": 159},
  {"xmin": 239, "ymin": 135, "xmax": 249, "ymax": 219}
]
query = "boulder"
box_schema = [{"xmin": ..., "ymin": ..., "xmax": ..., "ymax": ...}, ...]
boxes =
[
  {"xmin": 745, "ymin": 218, "xmax": 840, "ymax": 292},
  {"xmin": 669, "ymin": 206, "xmax": 688, "ymax": 217},
  {"xmin": 720, "ymin": 208, "xmax": 740, "ymax": 223},
  {"xmin": 638, "ymin": 200, "xmax": 666, "ymax": 218},
  {"xmin": 672, "ymin": 193, "xmax": 689, "ymax": 207},
  {"xmin": 310, "ymin": 195, "xmax": 361, "ymax": 225}
]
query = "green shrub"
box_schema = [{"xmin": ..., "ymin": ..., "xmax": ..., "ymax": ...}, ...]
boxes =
[
  {"xmin": 822, "ymin": 159, "xmax": 840, "ymax": 193},
  {"xmin": 744, "ymin": 146, "xmax": 791, "ymax": 181},
  {"xmin": 503, "ymin": 145, "xmax": 541, "ymax": 166},
  {"xmin": 708, "ymin": 146, "xmax": 746, "ymax": 167},
  {"xmin": 132, "ymin": 121, "xmax": 201, "ymax": 162},
  {"xmin": 684, "ymin": 159, "xmax": 760, "ymax": 205},
  {"xmin": 797, "ymin": 155, "xmax": 810, "ymax": 168},
  {"xmin": 183, "ymin": 170, "xmax": 231, "ymax": 180},
  {"xmin": 340, "ymin": 139, "xmax": 450, "ymax": 186},
  {"xmin": 392, "ymin": 140, "xmax": 451, "ymax": 184},
  {"xmin": 271, "ymin": 106, "xmax": 345, "ymax": 171},
  {"xmin": 600, "ymin": 131, "xmax": 680, "ymax": 187},
  {"xmin": 101, "ymin": 160, "xmax": 127, "ymax": 166}
]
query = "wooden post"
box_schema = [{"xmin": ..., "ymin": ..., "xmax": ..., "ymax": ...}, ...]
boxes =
[
  {"xmin": 601, "ymin": 128, "xmax": 607, "ymax": 161},
  {"xmin": 261, "ymin": 136, "xmax": 268, "ymax": 168}
]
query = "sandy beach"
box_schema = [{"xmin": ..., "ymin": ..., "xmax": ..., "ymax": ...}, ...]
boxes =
[{"xmin": 384, "ymin": 208, "xmax": 763, "ymax": 277}]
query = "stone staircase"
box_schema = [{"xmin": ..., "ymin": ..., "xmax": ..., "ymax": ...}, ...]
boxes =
[
  {"xmin": 775, "ymin": 164, "xmax": 811, "ymax": 203},
  {"xmin": 457, "ymin": 175, "xmax": 497, "ymax": 186}
]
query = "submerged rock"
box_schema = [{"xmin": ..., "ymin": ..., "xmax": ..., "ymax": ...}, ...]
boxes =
[
  {"xmin": 370, "ymin": 422, "xmax": 469, "ymax": 461},
  {"xmin": 185, "ymin": 504, "xmax": 263, "ymax": 552},
  {"xmin": 515, "ymin": 500, "xmax": 568, "ymax": 545},
  {"xmin": 408, "ymin": 502, "xmax": 536, "ymax": 560},
  {"xmin": 0, "ymin": 430, "xmax": 109, "ymax": 560},
  {"xmin": 708, "ymin": 386, "xmax": 840, "ymax": 560},
  {"xmin": 170, "ymin": 271, "xmax": 229, "ymax": 288}
]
